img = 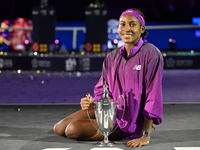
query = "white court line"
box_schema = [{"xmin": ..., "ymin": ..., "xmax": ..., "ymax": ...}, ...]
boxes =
[
  {"xmin": 174, "ymin": 147, "xmax": 200, "ymax": 150},
  {"xmin": 90, "ymin": 148, "xmax": 123, "ymax": 150},
  {"xmin": 0, "ymin": 133, "xmax": 11, "ymax": 137},
  {"xmin": 42, "ymin": 148, "xmax": 71, "ymax": 150},
  {"xmin": 42, "ymin": 148, "xmax": 123, "ymax": 150}
]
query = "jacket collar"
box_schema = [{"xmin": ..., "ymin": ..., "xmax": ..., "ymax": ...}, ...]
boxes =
[{"xmin": 120, "ymin": 37, "xmax": 144, "ymax": 58}]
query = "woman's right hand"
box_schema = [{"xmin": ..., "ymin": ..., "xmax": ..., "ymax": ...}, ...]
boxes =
[{"xmin": 80, "ymin": 93, "xmax": 93, "ymax": 111}]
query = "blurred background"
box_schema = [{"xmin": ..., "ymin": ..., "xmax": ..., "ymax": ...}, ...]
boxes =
[
  {"xmin": 0, "ymin": 0, "xmax": 200, "ymax": 53},
  {"xmin": 0, "ymin": 0, "xmax": 200, "ymax": 104}
]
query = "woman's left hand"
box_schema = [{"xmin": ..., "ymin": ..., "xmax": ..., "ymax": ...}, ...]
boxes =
[{"xmin": 126, "ymin": 135, "xmax": 150, "ymax": 147}]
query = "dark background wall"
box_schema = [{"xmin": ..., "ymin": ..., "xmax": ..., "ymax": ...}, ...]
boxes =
[{"xmin": 0, "ymin": 0, "xmax": 200, "ymax": 22}]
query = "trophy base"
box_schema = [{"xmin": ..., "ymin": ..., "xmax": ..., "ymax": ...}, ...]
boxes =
[{"xmin": 96, "ymin": 140, "xmax": 115, "ymax": 146}]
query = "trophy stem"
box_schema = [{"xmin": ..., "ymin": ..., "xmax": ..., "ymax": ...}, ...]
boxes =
[
  {"xmin": 103, "ymin": 132, "xmax": 109, "ymax": 144},
  {"xmin": 96, "ymin": 132, "xmax": 115, "ymax": 146}
]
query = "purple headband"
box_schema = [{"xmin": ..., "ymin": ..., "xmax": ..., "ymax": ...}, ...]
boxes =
[{"xmin": 119, "ymin": 10, "xmax": 145, "ymax": 26}]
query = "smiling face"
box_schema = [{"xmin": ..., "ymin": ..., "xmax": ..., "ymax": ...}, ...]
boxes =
[{"xmin": 118, "ymin": 14, "xmax": 145, "ymax": 46}]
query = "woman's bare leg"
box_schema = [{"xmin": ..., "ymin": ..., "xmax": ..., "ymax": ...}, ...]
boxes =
[
  {"xmin": 53, "ymin": 108, "xmax": 121, "ymax": 141},
  {"xmin": 65, "ymin": 119, "xmax": 103, "ymax": 140},
  {"xmin": 65, "ymin": 119, "xmax": 121, "ymax": 141},
  {"xmin": 53, "ymin": 109, "xmax": 95, "ymax": 136}
]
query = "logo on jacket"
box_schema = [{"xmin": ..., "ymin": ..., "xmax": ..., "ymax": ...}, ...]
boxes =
[{"xmin": 132, "ymin": 65, "xmax": 141, "ymax": 70}]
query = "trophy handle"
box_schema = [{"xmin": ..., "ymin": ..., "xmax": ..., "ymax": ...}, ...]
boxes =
[
  {"xmin": 85, "ymin": 93, "xmax": 101, "ymax": 134},
  {"xmin": 109, "ymin": 94, "xmax": 125, "ymax": 135},
  {"xmin": 87, "ymin": 108, "xmax": 103, "ymax": 135}
]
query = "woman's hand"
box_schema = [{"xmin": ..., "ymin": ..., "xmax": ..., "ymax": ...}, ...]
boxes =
[
  {"xmin": 80, "ymin": 93, "xmax": 93, "ymax": 111},
  {"xmin": 126, "ymin": 135, "xmax": 150, "ymax": 147}
]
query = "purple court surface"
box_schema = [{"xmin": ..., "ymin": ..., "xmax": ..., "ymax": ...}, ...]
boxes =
[{"xmin": 0, "ymin": 69, "xmax": 200, "ymax": 104}]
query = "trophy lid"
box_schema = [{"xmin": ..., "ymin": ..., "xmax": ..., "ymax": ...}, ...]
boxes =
[{"xmin": 97, "ymin": 80, "xmax": 113, "ymax": 103}]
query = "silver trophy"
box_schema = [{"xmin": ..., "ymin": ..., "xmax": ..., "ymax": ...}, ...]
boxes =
[{"xmin": 87, "ymin": 81, "xmax": 125, "ymax": 146}]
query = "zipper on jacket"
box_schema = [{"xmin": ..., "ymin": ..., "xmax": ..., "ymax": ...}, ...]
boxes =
[{"xmin": 123, "ymin": 59, "xmax": 127, "ymax": 97}]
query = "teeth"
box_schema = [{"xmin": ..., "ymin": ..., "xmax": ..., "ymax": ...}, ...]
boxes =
[{"xmin": 124, "ymin": 35, "xmax": 132, "ymax": 37}]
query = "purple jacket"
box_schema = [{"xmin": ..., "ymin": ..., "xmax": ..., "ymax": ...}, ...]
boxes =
[{"xmin": 93, "ymin": 38, "xmax": 164, "ymax": 140}]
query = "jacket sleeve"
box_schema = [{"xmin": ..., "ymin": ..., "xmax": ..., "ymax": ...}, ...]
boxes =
[{"xmin": 142, "ymin": 47, "xmax": 164, "ymax": 125}]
